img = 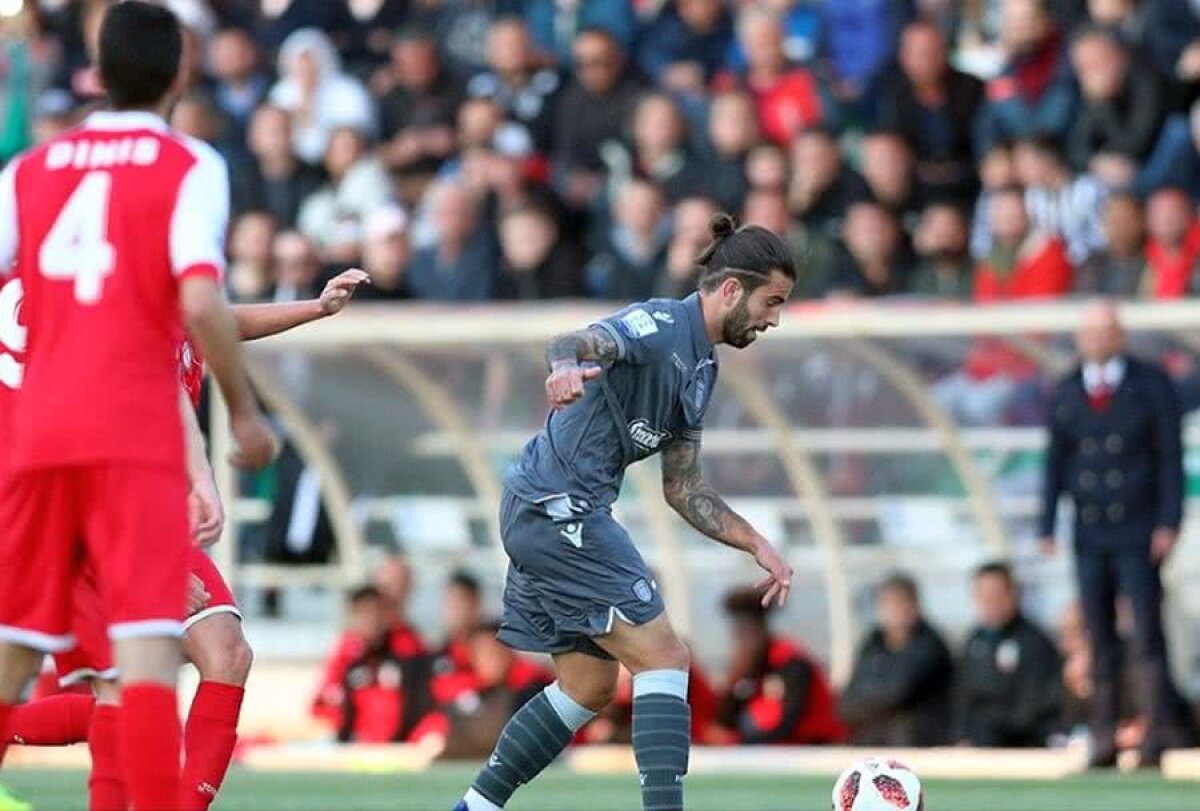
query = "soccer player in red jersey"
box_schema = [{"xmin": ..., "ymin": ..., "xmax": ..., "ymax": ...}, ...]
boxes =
[
  {"xmin": 2, "ymin": 270, "xmax": 368, "ymax": 811},
  {"xmin": 0, "ymin": 3, "xmax": 276, "ymax": 809}
]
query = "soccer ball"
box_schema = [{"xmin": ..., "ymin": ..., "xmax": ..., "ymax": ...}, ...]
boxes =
[{"xmin": 831, "ymin": 757, "xmax": 924, "ymax": 811}]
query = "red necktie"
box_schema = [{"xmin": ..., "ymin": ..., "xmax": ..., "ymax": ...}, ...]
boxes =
[{"xmin": 1089, "ymin": 382, "xmax": 1112, "ymax": 411}]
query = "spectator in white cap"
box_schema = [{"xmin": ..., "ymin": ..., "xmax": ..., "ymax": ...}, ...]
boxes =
[{"xmin": 358, "ymin": 205, "xmax": 413, "ymax": 301}]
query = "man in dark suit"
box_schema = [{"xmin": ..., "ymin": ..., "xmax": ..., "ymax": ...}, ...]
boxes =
[{"xmin": 1041, "ymin": 300, "xmax": 1184, "ymax": 768}]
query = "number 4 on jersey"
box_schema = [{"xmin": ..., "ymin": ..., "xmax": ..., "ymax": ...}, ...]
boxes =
[{"xmin": 38, "ymin": 171, "xmax": 115, "ymax": 304}]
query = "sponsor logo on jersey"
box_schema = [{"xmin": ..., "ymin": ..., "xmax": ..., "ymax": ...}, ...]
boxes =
[
  {"xmin": 628, "ymin": 419, "xmax": 672, "ymax": 452},
  {"xmin": 618, "ymin": 309, "xmax": 658, "ymax": 339},
  {"xmin": 653, "ymin": 311, "xmax": 675, "ymax": 324}
]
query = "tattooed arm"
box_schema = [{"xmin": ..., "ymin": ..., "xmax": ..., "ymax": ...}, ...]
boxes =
[
  {"xmin": 661, "ymin": 435, "xmax": 794, "ymax": 607},
  {"xmin": 543, "ymin": 325, "xmax": 620, "ymax": 409}
]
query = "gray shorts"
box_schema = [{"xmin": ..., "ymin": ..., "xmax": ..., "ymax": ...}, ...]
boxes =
[{"xmin": 497, "ymin": 489, "xmax": 665, "ymax": 660}]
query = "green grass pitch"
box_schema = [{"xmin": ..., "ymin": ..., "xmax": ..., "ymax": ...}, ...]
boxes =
[{"xmin": 5, "ymin": 767, "xmax": 1200, "ymax": 811}]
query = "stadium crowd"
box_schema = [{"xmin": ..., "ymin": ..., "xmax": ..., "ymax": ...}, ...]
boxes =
[
  {"xmin": 9, "ymin": 0, "xmax": 1200, "ymax": 301},
  {"xmin": 312, "ymin": 558, "xmax": 1199, "ymax": 756}
]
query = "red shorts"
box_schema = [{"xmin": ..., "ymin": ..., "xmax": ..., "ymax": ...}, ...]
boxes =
[
  {"xmin": 0, "ymin": 465, "xmax": 190, "ymax": 652},
  {"xmin": 52, "ymin": 547, "xmax": 240, "ymax": 687}
]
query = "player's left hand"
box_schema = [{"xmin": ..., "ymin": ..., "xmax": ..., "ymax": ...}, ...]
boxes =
[
  {"xmin": 752, "ymin": 538, "xmax": 793, "ymax": 608},
  {"xmin": 189, "ymin": 474, "xmax": 225, "ymax": 548},
  {"xmin": 187, "ymin": 573, "xmax": 211, "ymax": 616},
  {"xmin": 1151, "ymin": 527, "xmax": 1178, "ymax": 565},
  {"xmin": 319, "ymin": 269, "xmax": 371, "ymax": 316}
]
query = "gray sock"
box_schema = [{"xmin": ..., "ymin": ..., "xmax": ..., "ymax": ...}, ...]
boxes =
[
  {"xmin": 632, "ymin": 669, "xmax": 691, "ymax": 811},
  {"xmin": 470, "ymin": 684, "xmax": 594, "ymax": 807}
]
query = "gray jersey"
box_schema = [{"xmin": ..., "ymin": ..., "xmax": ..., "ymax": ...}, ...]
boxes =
[{"xmin": 504, "ymin": 293, "xmax": 718, "ymax": 510}]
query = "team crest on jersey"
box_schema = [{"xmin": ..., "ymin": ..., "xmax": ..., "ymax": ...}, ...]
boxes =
[
  {"xmin": 180, "ymin": 341, "xmax": 194, "ymax": 371},
  {"xmin": 628, "ymin": 419, "xmax": 672, "ymax": 452},
  {"xmin": 618, "ymin": 309, "xmax": 658, "ymax": 339}
]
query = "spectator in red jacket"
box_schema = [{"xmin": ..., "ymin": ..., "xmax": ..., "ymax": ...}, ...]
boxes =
[
  {"xmin": 717, "ymin": 586, "xmax": 847, "ymax": 745},
  {"xmin": 1143, "ymin": 186, "xmax": 1200, "ymax": 298},
  {"xmin": 436, "ymin": 570, "xmax": 484, "ymax": 677},
  {"xmin": 713, "ymin": 6, "xmax": 832, "ymax": 146},
  {"xmin": 974, "ymin": 186, "xmax": 1073, "ymax": 300},
  {"xmin": 312, "ymin": 585, "xmax": 441, "ymax": 743},
  {"xmin": 436, "ymin": 622, "xmax": 555, "ymax": 759}
]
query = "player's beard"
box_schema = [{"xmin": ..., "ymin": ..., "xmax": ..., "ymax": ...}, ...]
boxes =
[{"xmin": 722, "ymin": 293, "xmax": 758, "ymax": 348}]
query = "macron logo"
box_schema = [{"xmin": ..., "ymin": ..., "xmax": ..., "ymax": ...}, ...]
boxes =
[
  {"xmin": 560, "ymin": 521, "xmax": 583, "ymax": 548},
  {"xmin": 629, "ymin": 419, "xmax": 672, "ymax": 453}
]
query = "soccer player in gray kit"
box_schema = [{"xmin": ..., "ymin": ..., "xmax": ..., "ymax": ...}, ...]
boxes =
[{"xmin": 454, "ymin": 213, "xmax": 796, "ymax": 811}]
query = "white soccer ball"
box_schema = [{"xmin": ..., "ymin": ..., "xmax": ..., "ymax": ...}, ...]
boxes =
[{"xmin": 831, "ymin": 757, "xmax": 924, "ymax": 811}]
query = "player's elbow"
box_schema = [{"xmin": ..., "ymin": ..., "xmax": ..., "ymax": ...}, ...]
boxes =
[{"xmin": 179, "ymin": 278, "xmax": 225, "ymax": 332}]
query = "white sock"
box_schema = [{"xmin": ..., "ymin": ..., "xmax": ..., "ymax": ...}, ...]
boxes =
[{"xmin": 463, "ymin": 788, "xmax": 503, "ymax": 811}]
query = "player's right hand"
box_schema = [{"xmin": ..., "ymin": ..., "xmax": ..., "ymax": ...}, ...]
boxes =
[
  {"xmin": 189, "ymin": 474, "xmax": 225, "ymax": 548},
  {"xmin": 545, "ymin": 363, "xmax": 603, "ymax": 409},
  {"xmin": 752, "ymin": 538, "xmax": 793, "ymax": 608},
  {"xmin": 187, "ymin": 574, "xmax": 211, "ymax": 616},
  {"xmin": 230, "ymin": 411, "xmax": 279, "ymax": 470}
]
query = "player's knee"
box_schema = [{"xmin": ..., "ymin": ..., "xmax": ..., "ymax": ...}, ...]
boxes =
[{"xmin": 197, "ymin": 633, "xmax": 254, "ymax": 685}]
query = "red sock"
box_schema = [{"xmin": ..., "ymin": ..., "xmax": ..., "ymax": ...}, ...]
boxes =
[
  {"xmin": 8, "ymin": 692, "xmax": 95, "ymax": 745},
  {"xmin": 88, "ymin": 704, "xmax": 127, "ymax": 811},
  {"xmin": 0, "ymin": 699, "xmax": 14, "ymax": 766},
  {"xmin": 119, "ymin": 683, "xmax": 181, "ymax": 811},
  {"xmin": 181, "ymin": 682, "xmax": 244, "ymax": 811}
]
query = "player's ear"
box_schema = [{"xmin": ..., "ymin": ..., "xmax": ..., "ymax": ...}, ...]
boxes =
[{"xmin": 719, "ymin": 275, "xmax": 744, "ymax": 304}]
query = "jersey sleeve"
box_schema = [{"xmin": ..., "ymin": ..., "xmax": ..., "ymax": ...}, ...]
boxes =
[
  {"xmin": 593, "ymin": 303, "xmax": 675, "ymax": 366},
  {"xmin": 0, "ymin": 158, "xmax": 19, "ymax": 274},
  {"xmin": 169, "ymin": 145, "xmax": 229, "ymax": 283}
]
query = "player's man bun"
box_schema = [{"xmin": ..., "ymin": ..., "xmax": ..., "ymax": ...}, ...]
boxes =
[
  {"xmin": 99, "ymin": 1, "xmax": 183, "ymax": 111},
  {"xmin": 696, "ymin": 211, "xmax": 796, "ymax": 293}
]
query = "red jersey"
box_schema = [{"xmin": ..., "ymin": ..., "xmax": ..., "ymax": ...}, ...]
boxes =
[
  {"xmin": 0, "ymin": 110, "xmax": 229, "ymax": 471},
  {"xmin": 0, "ymin": 276, "xmax": 25, "ymax": 470}
]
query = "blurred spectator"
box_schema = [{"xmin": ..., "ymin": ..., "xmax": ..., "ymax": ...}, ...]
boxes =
[
  {"xmin": 408, "ymin": 183, "xmax": 499, "ymax": 301},
  {"xmin": 603, "ymin": 92, "xmax": 705, "ymax": 204},
  {"xmin": 876, "ymin": 20, "xmax": 984, "ymax": 203},
  {"xmin": 497, "ymin": 203, "xmax": 586, "ymax": 299},
  {"xmin": 297, "ymin": 126, "xmax": 393, "ymax": 259},
  {"xmin": 171, "ymin": 89, "xmax": 245, "ymax": 166},
  {"xmin": 819, "ymin": 0, "xmax": 906, "ymax": 118},
  {"xmin": 725, "ymin": 0, "xmax": 824, "ymax": 69},
  {"xmin": 0, "ymin": 10, "xmax": 54, "ymax": 161},
  {"xmin": 742, "ymin": 189, "xmax": 791, "ymax": 235},
  {"xmin": 376, "ymin": 26, "xmax": 463, "ymax": 174},
  {"xmin": 356, "ymin": 204, "xmax": 413, "ymax": 301},
  {"xmin": 839, "ymin": 573, "xmax": 955, "ymax": 747},
  {"xmin": 828, "ymin": 202, "xmax": 913, "ymax": 297},
  {"xmin": 1075, "ymin": 192, "xmax": 1147, "ymax": 297},
  {"xmin": 271, "ymin": 230, "xmax": 326, "ymax": 300},
  {"xmin": 423, "ymin": 0, "xmax": 516, "ymax": 78},
  {"xmin": 1142, "ymin": 0, "xmax": 1200, "ymax": 85},
  {"xmin": 586, "ymin": 179, "xmax": 670, "ymax": 300},
  {"xmin": 1137, "ymin": 100, "xmax": 1200, "ymax": 201},
  {"xmin": 339, "ymin": 0, "xmax": 409, "ymax": 78},
  {"xmin": 970, "ymin": 140, "xmax": 1019, "ymax": 261},
  {"xmin": 29, "ymin": 90, "xmax": 79, "ymax": 147},
  {"xmin": 860, "ymin": 130, "xmax": 923, "ymax": 232},
  {"xmin": 974, "ymin": 186, "xmax": 1073, "ymax": 301},
  {"xmin": 975, "ymin": 0, "xmax": 1077, "ymax": 152},
  {"xmin": 552, "ymin": 28, "xmax": 645, "ymax": 210},
  {"xmin": 745, "ymin": 142, "xmax": 790, "ymax": 193},
  {"xmin": 954, "ymin": 563, "xmax": 1063, "ymax": 747},
  {"xmin": 1143, "ymin": 187, "xmax": 1200, "ymax": 298},
  {"xmin": 436, "ymin": 570, "xmax": 484, "ymax": 676},
  {"xmin": 263, "ymin": 435, "xmax": 337, "ymax": 569},
  {"xmin": 312, "ymin": 585, "xmax": 440, "ymax": 743},
  {"xmin": 268, "ymin": 28, "xmax": 376, "ymax": 164},
  {"xmin": 579, "ymin": 662, "xmax": 728, "ymax": 746},
  {"xmin": 1067, "ymin": 26, "xmax": 1163, "ymax": 173},
  {"xmin": 637, "ymin": 0, "xmax": 734, "ymax": 93},
  {"xmin": 1014, "ymin": 136, "xmax": 1107, "ymax": 266},
  {"xmin": 910, "ymin": 203, "xmax": 975, "ymax": 300},
  {"xmin": 1087, "ymin": 0, "xmax": 1148, "ymax": 54},
  {"xmin": 484, "ymin": 124, "xmax": 559, "ymax": 217},
  {"xmin": 525, "ymin": 0, "xmax": 638, "ymax": 68},
  {"xmin": 717, "ymin": 586, "xmax": 846, "ymax": 745},
  {"xmin": 207, "ymin": 27, "xmax": 270, "ymax": 146},
  {"xmin": 236, "ymin": 104, "xmax": 324, "ymax": 226},
  {"xmin": 659, "ymin": 196, "xmax": 719, "ymax": 298},
  {"xmin": 373, "ymin": 555, "xmax": 425, "ymax": 646},
  {"xmin": 699, "ymin": 90, "xmax": 757, "ymax": 212},
  {"xmin": 250, "ymin": 0, "xmax": 348, "ymax": 57},
  {"xmin": 227, "ymin": 211, "xmax": 279, "ymax": 302},
  {"xmin": 436, "ymin": 621, "xmax": 554, "ymax": 759},
  {"xmin": 714, "ymin": 7, "xmax": 833, "ymax": 146},
  {"xmin": 467, "ymin": 18, "xmax": 560, "ymax": 151}
]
